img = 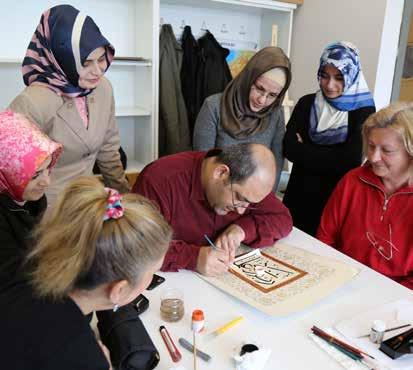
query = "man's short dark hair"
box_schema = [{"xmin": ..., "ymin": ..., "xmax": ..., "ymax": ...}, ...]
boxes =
[{"xmin": 215, "ymin": 143, "xmax": 257, "ymax": 184}]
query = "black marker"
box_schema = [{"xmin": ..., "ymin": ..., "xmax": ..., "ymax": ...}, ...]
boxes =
[{"xmin": 178, "ymin": 337, "xmax": 211, "ymax": 362}]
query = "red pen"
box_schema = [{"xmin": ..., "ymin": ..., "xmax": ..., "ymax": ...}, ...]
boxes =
[{"xmin": 159, "ymin": 325, "xmax": 182, "ymax": 362}]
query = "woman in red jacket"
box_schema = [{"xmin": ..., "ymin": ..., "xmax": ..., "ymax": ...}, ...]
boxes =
[{"xmin": 317, "ymin": 102, "xmax": 413, "ymax": 289}]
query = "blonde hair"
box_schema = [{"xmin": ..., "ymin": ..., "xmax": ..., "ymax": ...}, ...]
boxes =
[
  {"xmin": 28, "ymin": 176, "xmax": 172, "ymax": 299},
  {"xmin": 362, "ymin": 102, "xmax": 413, "ymax": 158}
]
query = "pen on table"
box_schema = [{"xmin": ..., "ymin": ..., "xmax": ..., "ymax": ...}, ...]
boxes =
[
  {"xmin": 209, "ymin": 316, "xmax": 244, "ymax": 337},
  {"xmin": 357, "ymin": 323, "xmax": 411, "ymax": 338},
  {"xmin": 179, "ymin": 338, "xmax": 212, "ymax": 362},
  {"xmin": 204, "ymin": 234, "xmax": 220, "ymax": 251},
  {"xmin": 159, "ymin": 325, "xmax": 182, "ymax": 362},
  {"xmin": 313, "ymin": 330, "xmax": 362, "ymax": 360},
  {"xmin": 325, "ymin": 338, "xmax": 362, "ymax": 361},
  {"xmin": 311, "ymin": 326, "xmax": 375, "ymax": 359},
  {"xmin": 313, "ymin": 333, "xmax": 376, "ymax": 370}
]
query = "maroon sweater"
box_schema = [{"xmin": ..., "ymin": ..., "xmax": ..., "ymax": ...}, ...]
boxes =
[{"xmin": 133, "ymin": 151, "xmax": 292, "ymax": 272}]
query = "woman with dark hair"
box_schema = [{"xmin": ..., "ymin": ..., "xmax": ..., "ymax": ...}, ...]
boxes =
[
  {"xmin": 9, "ymin": 4, "xmax": 129, "ymax": 208},
  {"xmin": 283, "ymin": 41, "xmax": 375, "ymax": 236}
]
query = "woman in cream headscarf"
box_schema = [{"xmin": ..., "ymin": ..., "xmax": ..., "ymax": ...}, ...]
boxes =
[
  {"xmin": 283, "ymin": 41, "xmax": 375, "ymax": 236},
  {"xmin": 193, "ymin": 47, "xmax": 291, "ymax": 190}
]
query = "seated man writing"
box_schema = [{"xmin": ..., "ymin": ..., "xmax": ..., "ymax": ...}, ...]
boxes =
[{"xmin": 132, "ymin": 143, "xmax": 292, "ymax": 276}]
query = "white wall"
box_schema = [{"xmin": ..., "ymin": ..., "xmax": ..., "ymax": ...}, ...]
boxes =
[
  {"xmin": 374, "ymin": 0, "xmax": 404, "ymax": 108},
  {"xmin": 289, "ymin": 0, "xmax": 399, "ymax": 109}
]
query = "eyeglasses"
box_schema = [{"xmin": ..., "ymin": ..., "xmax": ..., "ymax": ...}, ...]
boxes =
[
  {"xmin": 251, "ymin": 83, "xmax": 279, "ymax": 103},
  {"xmin": 230, "ymin": 179, "xmax": 257, "ymax": 210},
  {"xmin": 366, "ymin": 224, "xmax": 398, "ymax": 261}
]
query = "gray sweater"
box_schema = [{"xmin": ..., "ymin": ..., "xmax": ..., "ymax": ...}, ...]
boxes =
[{"xmin": 193, "ymin": 93, "xmax": 285, "ymax": 190}]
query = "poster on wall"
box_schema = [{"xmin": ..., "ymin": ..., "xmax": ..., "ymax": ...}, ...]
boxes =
[{"xmin": 226, "ymin": 49, "xmax": 256, "ymax": 77}]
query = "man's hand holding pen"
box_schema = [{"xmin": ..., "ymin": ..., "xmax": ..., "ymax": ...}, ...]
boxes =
[
  {"xmin": 196, "ymin": 246, "xmax": 230, "ymax": 276},
  {"xmin": 198, "ymin": 227, "xmax": 245, "ymax": 277},
  {"xmin": 215, "ymin": 224, "xmax": 245, "ymax": 264}
]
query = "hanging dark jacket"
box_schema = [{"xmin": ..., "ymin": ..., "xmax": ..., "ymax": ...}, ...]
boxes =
[
  {"xmin": 180, "ymin": 25, "xmax": 199, "ymax": 139},
  {"xmin": 195, "ymin": 30, "xmax": 232, "ymax": 121},
  {"xmin": 159, "ymin": 24, "xmax": 191, "ymax": 156},
  {"xmin": 0, "ymin": 193, "xmax": 46, "ymax": 290}
]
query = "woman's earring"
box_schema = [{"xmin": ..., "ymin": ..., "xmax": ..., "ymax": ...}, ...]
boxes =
[{"xmin": 113, "ymin": 304, "xmax": 119, "ymax": 312}]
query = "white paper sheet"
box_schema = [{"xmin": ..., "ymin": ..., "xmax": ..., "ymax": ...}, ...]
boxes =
[{"xmin": 335, "ymin": 300, "xmax": 413, "ymax": 370}]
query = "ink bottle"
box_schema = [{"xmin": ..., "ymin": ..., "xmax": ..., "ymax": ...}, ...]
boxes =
[{"xmin": 370, "ymin": 320, "xmax": 386, "ymax": 344}]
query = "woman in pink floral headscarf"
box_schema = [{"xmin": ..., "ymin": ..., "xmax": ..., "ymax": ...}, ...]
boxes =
[{"xmin": 0, "ymin": 110, "xmax": 62, "ymax": 285}]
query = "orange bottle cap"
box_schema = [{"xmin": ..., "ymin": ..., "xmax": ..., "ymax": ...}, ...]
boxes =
[{"xmin": 192, "ymin": 309, "xmax": 204, "ymax": 321}]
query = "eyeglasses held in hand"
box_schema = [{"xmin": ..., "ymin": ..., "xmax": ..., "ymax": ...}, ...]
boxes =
[{"xmin": 366, "ymin": 224, "xmax": 398, "ymax": 261}]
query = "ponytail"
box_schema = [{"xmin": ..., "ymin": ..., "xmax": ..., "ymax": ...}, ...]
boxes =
[{"xmin": 28, "ymin": 177, "xmax": 171, "ymax": 299}]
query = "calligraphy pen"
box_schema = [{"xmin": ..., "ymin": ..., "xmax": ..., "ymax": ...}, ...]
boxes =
[
  {"xmin": 204, "ymin": 234, "xmax": 220, "ymax": 251},
  {"xmin": 357, "ymin": 323, "xmax": 411, "ymax": 338},
  {"xmin": 314, "ymin": 334, "xmax": 375, "ymax": 370},
  {"xmin": 311, "ymin": 326, "xmax": 375, "ymax": 359}
]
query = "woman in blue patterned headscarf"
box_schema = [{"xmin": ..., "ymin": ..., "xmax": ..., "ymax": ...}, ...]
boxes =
[
  {"xmin": 9, "ymin": 4, "xmax": 130, "ymax": 208},
  {"xmin": 21, "ymin": 4, "xmax": 114, "ymax": 97},
  {"xmin": 283, "ymin": 41, "xmax": 376, "ymax": 236}
]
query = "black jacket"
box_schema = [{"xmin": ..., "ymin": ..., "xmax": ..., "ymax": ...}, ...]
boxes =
[
  {"xmin": 0, "ymin": 281, "xmax": 109, "ymax": 370},
  {"xmin": 195, "ymin": 31, "xmax": 232, "ymax": 121},
  {"xmin": 0, "ymin": 193, "xmax": 46, "ymax": 289},
  {"xmin": 180, "ymin": 25, "xmax": 199, "ymax": 138},
  {"xmin": 282, "ymin": 94, "xmax": 375, "ymax": 236}
]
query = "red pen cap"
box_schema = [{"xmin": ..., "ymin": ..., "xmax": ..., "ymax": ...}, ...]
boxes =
[{"xmin": 159, "ymin": 325, "xmax": 182, "ymax": 362}]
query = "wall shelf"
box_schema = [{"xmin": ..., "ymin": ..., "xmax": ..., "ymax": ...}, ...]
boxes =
[
  {"xmin": 116, "ymin": 107, "xmax": 151, "ymax": 117},
  {"xmin": 113, "ymin": 59, "xmax": 152, "ymax": 67},
  {"xmin": 0, "ymin": 58, "xmax": 22, "ymax": 64}
]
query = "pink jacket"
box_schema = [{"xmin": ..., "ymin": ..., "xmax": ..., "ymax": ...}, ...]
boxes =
[{"xmin": 317, "ymin": 165, "xmax": 413, "ymax": 289}]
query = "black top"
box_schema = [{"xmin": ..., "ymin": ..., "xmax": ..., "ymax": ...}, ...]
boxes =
[
  {"xmin": 282, "ymin": 94, "xmax": 375, "ymax": 236},
  {"xmin": 180, "ymin": 25, "xmax": 199, "ymax": 137},
  {"xmin": 0, "ymin": 281, "xmax": 109, "ymax": 370},
  {"xmin": 0, "ymin": 193, "xmax": 46, "ymax": 289},
  {"xmin": 195, "ymin": 31, "xmax": 232, "ymax": 121}
]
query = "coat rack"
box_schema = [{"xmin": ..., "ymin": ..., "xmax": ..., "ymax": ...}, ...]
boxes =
[{"xmin": 160, "ymin": 17, "xmax": 258, "ymax": 51}]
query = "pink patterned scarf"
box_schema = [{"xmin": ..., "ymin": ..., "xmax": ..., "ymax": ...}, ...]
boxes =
[{"xmin": 0, "ymin": 111, "xmax": 62, "ymax": 201}]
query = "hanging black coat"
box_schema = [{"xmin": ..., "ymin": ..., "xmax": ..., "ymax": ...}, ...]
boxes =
[
  {"xmin": 195, "ymin": 30, "xmax": 232, "ymax": 122},
  {"xmin": 180, "ymin": 25, "xmax": 199, "ymax": 139}
]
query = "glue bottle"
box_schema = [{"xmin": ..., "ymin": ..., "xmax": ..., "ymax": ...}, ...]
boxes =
[
  {"xmin": 192, "ymin": 310, "xmax": 205, "ymax": 333},
  {"xmin": 370, "ymin": 320, "xmax": 386, "ymax": 344}
]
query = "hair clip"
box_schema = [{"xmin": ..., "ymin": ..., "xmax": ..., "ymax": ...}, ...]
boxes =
[{"xmin": 103, "ymin": 187, "xmax": 124, "ymax": 221}]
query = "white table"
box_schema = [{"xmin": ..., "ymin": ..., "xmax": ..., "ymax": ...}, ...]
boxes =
[{"xmin": 141, "ymin": 227, "xmax": 412, "ymax": 370}]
